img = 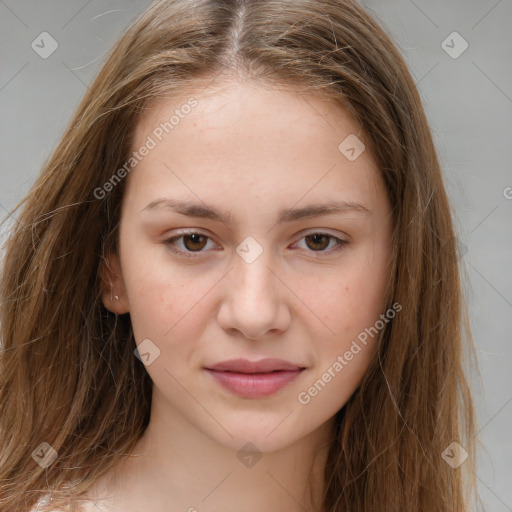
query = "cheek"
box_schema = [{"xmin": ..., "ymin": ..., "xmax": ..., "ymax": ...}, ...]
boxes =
[
  {"xmin": 295, "ymin": 267, "xmax": 388, "ymax": 419},
  {"xmin": 125, "ymin": 273, "xmax": 206, "ymax": 387},
  {"xmin": 298, "ymin": 258, "xmax": 389, "ymax": 346},
  {"xmin": 127, "ymin": 275, "xmax": 202, "ymax": 341},
  {"xmin": 123, "ymin": 259, "xmax": 223, "ymax": 373}
]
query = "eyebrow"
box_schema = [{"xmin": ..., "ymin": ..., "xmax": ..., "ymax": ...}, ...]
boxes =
[{"xmin": 142, "ymin": 198, "xmax": 372, "ymax": 224}]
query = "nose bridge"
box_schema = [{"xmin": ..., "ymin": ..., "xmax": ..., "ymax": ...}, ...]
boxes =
[
  {"xmin": 233, "ymin": 236, "xmax": 275, "ymax": 301},
  {"xmin": 218, "ymin": 235, "xmax": 290, "ymax": 339}
]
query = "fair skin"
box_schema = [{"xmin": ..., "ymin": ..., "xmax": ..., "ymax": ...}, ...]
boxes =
[{"xmin": 89, "ymin": 77, "xmax": 393, "ymax": 512}]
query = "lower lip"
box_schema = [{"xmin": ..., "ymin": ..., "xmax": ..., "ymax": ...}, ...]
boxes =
[{"xmin": 205, "ymin": 369, "xmax": 304, "ymax": 398}]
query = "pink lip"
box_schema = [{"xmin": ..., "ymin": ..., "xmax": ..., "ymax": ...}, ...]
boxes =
[{"xmin": 205, "ymin": 358, "xmax": 306, "ymax": 398}]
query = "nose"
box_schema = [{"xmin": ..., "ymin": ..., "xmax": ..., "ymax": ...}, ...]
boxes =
[{"xmin": 217, "ymin": 249, "xmax": 291, "ymax": 340}]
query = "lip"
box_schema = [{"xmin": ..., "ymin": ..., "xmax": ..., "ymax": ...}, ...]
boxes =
[
  {"xmin": 205, "ymin": 358, "xmax": 306, "ymax": 398},
  {"xmin": 208, "ymin": 358, "xmax": 304, "ymax": 373}
]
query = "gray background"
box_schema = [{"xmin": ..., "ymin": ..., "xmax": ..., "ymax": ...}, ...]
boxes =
[{"xmin": 0, "ymin": 1, "xmax": 511, "ymax": 509}]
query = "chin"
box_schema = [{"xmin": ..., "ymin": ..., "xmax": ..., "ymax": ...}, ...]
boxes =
[{"xmin": 204, "ymin": 413, "xmax": 320, "ymax": 454}]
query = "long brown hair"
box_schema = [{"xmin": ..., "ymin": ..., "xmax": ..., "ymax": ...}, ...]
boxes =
[{"xmin": 0, "ymin": 0, "xmax": 480, "ymax": 510}]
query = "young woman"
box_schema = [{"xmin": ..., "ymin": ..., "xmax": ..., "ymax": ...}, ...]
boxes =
[{"xmin": 0, "ymin": 0, "xmax": 479, "ymax": 511}]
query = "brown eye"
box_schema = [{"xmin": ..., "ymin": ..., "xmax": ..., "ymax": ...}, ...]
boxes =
[
  {"xmin": 296, "ymin": 233, "xmax": 347, "ymax": 254},
  {"xmin": 164, "ymin": 231, "xmax": 347, "ymax": 259},
  {"xmin": 181, "ymin": 233, "xmax": 208, "ymax": 251},
  {"xmin": 304, "ymin": 234, "xmax": 331, "ymax": 251},
  {"xmin": 164, "ymin": 232, "xmax": 216, "ymax": 257}
]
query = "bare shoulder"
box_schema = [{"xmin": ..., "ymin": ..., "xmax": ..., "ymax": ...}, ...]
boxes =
[
  {"xmin": 30, "ymin": 499, "xmax": 109, "ymax": 512},
  {"xmin": 76, "ymin": 487, "xmax": 115, "ymax": 512},
  {"xmin": 77, "ymin": 500, "xmax": 112, "ymax": 512},
  {"xmin": 28, "ymin": 489, "xmax": 113, "ymax": 512},
  {"xmin": 76, "ymin": 476, "xmax": 118, "ymax": 512}
]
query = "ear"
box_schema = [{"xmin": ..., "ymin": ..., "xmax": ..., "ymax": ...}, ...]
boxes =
[{"xmin": 99, "ymin": 250, "xmax": 130, "ymax": 315}]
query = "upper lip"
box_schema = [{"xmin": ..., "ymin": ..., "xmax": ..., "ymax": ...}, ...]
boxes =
[{"xmin": 206, "ymin": 358, "xmax": 305, "ymax": 373}]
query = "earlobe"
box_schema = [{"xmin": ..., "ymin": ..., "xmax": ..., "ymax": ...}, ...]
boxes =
[{"xmin": 99, "ymin": 251, "xmax": 130, "ymax": 314}]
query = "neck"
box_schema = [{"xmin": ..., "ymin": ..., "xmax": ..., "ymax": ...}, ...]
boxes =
[{"xmin": 91, "ymin": 390, "xmax": 334, "ymax": 512}]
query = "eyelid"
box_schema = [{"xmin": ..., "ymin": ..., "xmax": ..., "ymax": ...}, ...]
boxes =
[
  {"xmin": 298, "ymin": 228, "xmax": 348, "ymax": 240},
  {"xmin": 163, "ymin": 229, "xmax": 348, "ymax": 258},
  {"xmin": 164, "ymin": 229, "xmax": 220, "ymax": 257},
  {"xmin": 292, "ymin": 230, "xmax": 348, "ymax": 254}
]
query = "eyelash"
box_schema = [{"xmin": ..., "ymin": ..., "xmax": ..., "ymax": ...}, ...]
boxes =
[{"xmin": 163, "ymin": 231, "xmax": 348, "ymax": 258}]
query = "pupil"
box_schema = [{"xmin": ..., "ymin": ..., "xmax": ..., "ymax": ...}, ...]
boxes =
[
  {"xmin": 185, "ymin": 234, "xmax": 206, "ymax": 251},
  {"xmin": 307, "ymin": 234, "xmax": 328, "ymax": 250}
]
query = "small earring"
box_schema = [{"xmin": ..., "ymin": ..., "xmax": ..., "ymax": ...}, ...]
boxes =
[{"xmin": 114, "ymin": 295, "xmax": 119, "ymax": 301}]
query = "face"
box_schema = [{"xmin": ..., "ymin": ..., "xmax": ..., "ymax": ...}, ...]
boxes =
[{"xmin": 102, "ymin": 79, "xmax": 393, "ymax": 452}]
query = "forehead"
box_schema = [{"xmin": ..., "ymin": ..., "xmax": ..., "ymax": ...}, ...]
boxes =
[
  {"xmin": 136, "ymin": 77, "xmax": 357, "ymax": 140},
  {"xmin": 125, "ymin": 78, "xmax": 385, "ymax": 216}
]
